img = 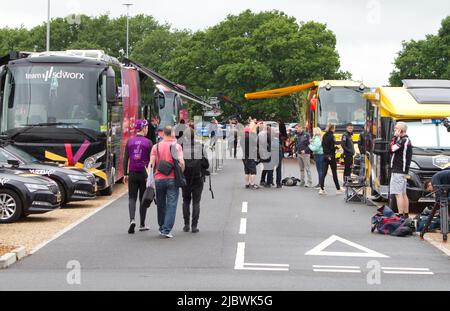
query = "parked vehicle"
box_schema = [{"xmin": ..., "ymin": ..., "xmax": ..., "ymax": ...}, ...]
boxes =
[
  {"xmin": 364, "ymin": 79, "xmax": 450, "ymax": 208},
  {"xmin": 0, "ymin": 50, "xmax": 143, "ymax": 196},
  {"xmin": 0, "ymin": 168, "xmax": 61, "ymax": 223},
  {"xmin": 0, "ymin": 141, "xmax": 96, "ymax": 205}
]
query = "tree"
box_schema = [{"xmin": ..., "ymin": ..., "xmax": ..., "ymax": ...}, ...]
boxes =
[
  {"xmin": 161, "ymin": 10, "xmax": 348, "ymax": 121},
  {"xmin": 389, "ymin": 16, "xmax": 450, "ymax": 86}
]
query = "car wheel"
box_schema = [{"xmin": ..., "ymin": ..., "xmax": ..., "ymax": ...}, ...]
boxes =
[
  {"xmin": 0, "ymin": 189, "xmax": 23, "ymax": 224},
  {"xmin": 55, "ymin": 181, "xmax": 68, "ymax": 207}
]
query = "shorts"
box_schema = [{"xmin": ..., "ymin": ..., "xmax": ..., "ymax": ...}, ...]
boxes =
[
  {"xmin": 390, "ymin": 173, "xmax": 407, "ymax": 195},
  {"xmin": 243, "ymin": 159, "xmax": 257, "ymax": 175}
]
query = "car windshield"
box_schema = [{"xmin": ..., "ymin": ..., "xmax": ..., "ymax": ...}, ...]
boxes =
[
  {"xmin": 405, "ymin": 121, "xmax": 450, "ymax": 150},
  {"xmin": 4, "ymin": 64, "xmax": 106, "ymax": 132},
  {"xmin": 317, "ymin": 87, "xmax": 366, "ymax": 130},
  {"xmin": 4, "ymin": 144, "xmax": 39, "ymax": 163}
]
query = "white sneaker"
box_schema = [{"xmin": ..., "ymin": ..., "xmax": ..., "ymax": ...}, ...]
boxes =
[
  {"xmin": 164, "ymin": 233, "xmax": 174, "ymax": 239},
  {"xmin": 139, "ymin": 226, "xmax": 150, "ymax": 232},
  {"xmin": 319, "ymin": 189, "xmax": 326, "ymax": 195},
  {"xmin": 336, "ymin": 189, "xmax": 345, "ymax": 194}
]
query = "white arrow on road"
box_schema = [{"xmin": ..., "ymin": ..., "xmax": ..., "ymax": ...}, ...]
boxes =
[{"xmin": 305, "ymin": 235, "xmax": 389, "ymax": 258}]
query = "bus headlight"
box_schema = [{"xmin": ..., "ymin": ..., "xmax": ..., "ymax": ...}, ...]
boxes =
[{"xmin": 84, "ymin": 150, "xmax": 106, "ymax": 170}]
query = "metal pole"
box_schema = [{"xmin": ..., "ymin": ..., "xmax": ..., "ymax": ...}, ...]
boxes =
[
  {"xmin": 123, "ymin": 3, "xmax": 133, "ymax": 58},
  {"xmin": 46, "ymin": 0, "xmax": 50, "ymax": 51}
]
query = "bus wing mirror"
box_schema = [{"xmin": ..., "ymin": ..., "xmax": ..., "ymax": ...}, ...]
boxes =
[
  {"xmin": 373, "ymin": 138, "xmax": 389, "ymax": 155},
  {"xmin": 106, "ymin": 76, "xmax": 116, "ymax": 104}
]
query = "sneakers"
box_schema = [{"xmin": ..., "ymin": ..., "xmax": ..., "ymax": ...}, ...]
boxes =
[
  {"xmin": 128, "ymin": 220, "xmax": 136, "ymax": 234},
  {"xmin": 250, "ymin": 184, "xmax": 260, "ymax": 190},
  {"xmin": 183, "ymin": 225, "xmax": 190, "ymax": 232},
  {"xmin": 260, "ymin": 181, "xmax": 266, "ymax": 187},
  {"xmin": 314, "ymin": 184, "xmax": 321, "ymax": 190},
  {"xmin": 319, "ymin": 189, "xmax": 327, "ymax": 195},
  {"xmin": 336, "ymin": 189, "xmax": 345, "ymax": 194},
  {"xmin": 192, "ymin": 227, "xmax": 199, "ymax": 233},
  {"xmin": 164, "ymin": 233, "xmax": 174, "ymax": 239},
  {"xmin": 245, "ymin": 185, "xmax": 250, "ymax": 189},
  {"xmin": 276, "ymin": 184, "xmax": 282, "ymax": 189},
  {"xmin": 139, "ymin": 226, "xmax": 150, "ymax": 232}
]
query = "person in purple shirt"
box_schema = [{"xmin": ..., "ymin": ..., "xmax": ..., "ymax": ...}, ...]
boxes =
[{"xmin": 123, "ymin": 119, "xmax": 153, "ymax": 234}]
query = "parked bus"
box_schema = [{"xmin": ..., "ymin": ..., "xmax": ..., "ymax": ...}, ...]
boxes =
[
  {"xmin": 245, "ymin": 80, "xmax": 369, "ymax": 162},
  {"xmin": 0, "ymin": 50, "xmax": 144, "ymax": 195},
  {"xmin": 153, "ymin": 83, "xmax": 189, "ymax": 131},
  {"xmin": 364, "ymin": 79, "xmax": 450, "ymax": 208}
]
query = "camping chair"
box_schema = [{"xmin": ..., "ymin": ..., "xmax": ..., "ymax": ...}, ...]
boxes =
[{"xmin": 344, "ymin": 176, "xmax": 367, "ymax": 204}]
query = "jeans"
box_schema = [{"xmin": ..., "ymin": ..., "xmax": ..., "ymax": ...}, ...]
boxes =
[
  {"xmin": 314, "ymin": 154, "xmax": 324, "ymax": 185},
  {"xmin": 155, "ymin": 178, "xmax": 180, "ymax": 234},
  {"xmin": 320, "ymin": 155, "xmax": 341, "ymax": 191},
  {"xmin": 128, "ymin": 171, "xmax": 148, "ymax": 227},
  {"xmin": 182, "ymin": 181, "xmax": 204, "ymax": 227}
]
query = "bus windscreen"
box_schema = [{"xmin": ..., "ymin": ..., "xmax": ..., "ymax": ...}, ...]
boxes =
[{"xmin": 5, "ymin": 64, "xmax": 106, "ymax": 132}]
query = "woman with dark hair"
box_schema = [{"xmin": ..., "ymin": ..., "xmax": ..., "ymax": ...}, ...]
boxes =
[{"xmin": 319, "ymin": 123, "xmax": 344, "ymax": 195}]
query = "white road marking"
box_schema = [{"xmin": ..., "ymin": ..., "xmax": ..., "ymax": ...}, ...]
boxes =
[
  {"xmin": 305, "ymin": 235, "xmax": 389, "ymax": 258},
  {"xmin": 239, "ymin": 218, "xmax": 247, "ymax": 235},
  {"xmin": 242, "ymin": 202, "xmax": 248, "ymax": 213},
  {"xmin": 313, "ymin": 269, "xmax": 362, "ymax": 273},
  {"xmin": 381, "ymin": 267, "xmax": 431, "ymax": 271},
  {"xmin": 383, "ymin": 271, "xmax": 434, "ymax": 275},
  {"xmin": 313, "ymin": 265, "xmax": 361, "ymax": 269},
  {"xmin": 234, "ymin": 242, "xmax": 289, "ymax": 272},
  {"xmin": 246, "ymin": 263, "xmax": 290, "ymax": 267},
  {"xmin": 30, "ymin": 192, "xmax": 126, "ymax": 255}
]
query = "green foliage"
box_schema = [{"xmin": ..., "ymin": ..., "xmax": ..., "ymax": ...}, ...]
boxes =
[
  {"xmin": 0, "ymin": 10, "xmax": 349, "ymax": 122},
  {"xmin": 389, "ymin": 16, "xmax": 450, "ymax": 86},
  {"xmin": 161, "ymin": 10, "xmax": 347, "ymax": 122}
]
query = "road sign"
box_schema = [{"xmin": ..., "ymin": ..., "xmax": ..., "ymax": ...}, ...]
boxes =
[{"xmin": 305, "ymin": 235, "xmax": 389, "ymax": 258}]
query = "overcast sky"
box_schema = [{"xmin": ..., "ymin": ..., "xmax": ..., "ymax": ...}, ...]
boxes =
[{"xmin": 1, "ymin": 0, "xmax": 449, "ymax": 86}]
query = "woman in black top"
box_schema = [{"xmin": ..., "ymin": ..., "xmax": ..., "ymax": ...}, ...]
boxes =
[{"xmin": 319, "ymin": 123, "xmax": 343, "ymax": 194}]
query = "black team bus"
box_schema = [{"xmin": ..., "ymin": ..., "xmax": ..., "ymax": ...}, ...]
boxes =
[{"xmin": 0, "ymin": 50, "xmax": 143, "ymax": 195}]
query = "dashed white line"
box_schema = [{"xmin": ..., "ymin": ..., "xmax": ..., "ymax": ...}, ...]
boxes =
[
  {"xmin": 242, "ymin": 202, "xmax": 248, "ymax": 213},
  {"xmin": 239, "ymin": 218, "xmax": 247, "ymax": 235}
]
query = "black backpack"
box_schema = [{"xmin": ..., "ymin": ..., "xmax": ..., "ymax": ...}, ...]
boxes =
[{"xmin": 184, "ymin": 144, "xmax": 209, "ymax": 182}]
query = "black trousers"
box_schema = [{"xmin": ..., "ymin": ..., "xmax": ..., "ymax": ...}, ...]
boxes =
[
  {"xmin": 343, "ymin": 154, "xmax": 354, "ymax": 180},
  {"xmin": 276, "ymin": 157, "xmax": 283, "ymax": 186},
  {"xmin": 128, "ymin": 171, "xmax": 148, "ymax": 227},
  {"xmin": 260, "ymin": 169, "xmax": 274, "ymax": 185},
  {"xmin": 320, "ymin": 156, "xmax": 341, "ymax": 191},
  {"xmin": 182, "ymin": 181, "xmax": 204, "ymax": 227}
]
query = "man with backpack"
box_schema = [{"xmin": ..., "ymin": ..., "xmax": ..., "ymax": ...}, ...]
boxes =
[{"xmin": 182, "ymin": 128, "xmax": 210, "ymax": 233}]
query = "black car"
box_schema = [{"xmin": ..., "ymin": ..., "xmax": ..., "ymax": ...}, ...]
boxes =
[
  {"xmin": 0, "ymin": 168, "xmax": 61, "ymax": 223},
  {"xmin": 0, "ymin": 143, "xmax": 96, "ymax": 205}
]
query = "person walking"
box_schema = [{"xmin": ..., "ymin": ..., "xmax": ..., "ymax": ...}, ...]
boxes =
[
  {"xmin": 341, "ymin": 123, "xmax": 355, "ymax": 182},
  {"xmin": 123, "ymin": 119, "xmax": 153, "ymax": 234},
  {"xmin": 389, "ymin": 121, "xmax": 412, "ymax": 218},
  {"xmin": 241, "ymin": 120, "xmax": 259, "ymax": 189},
  {"xmin": 149, "ymin": 126, "xmax": 185, "ymax": 238},
  {"xmin": 309, "ymin": 127, "xmax": 324, "ymax": 189},
  {"xmin": 259, "ymin": 124, "xmax": 274, "ymax": 187},
  {"xmin": 182, "ymin": 128, "xmax": 210, "ymax": 233},
  {"xmin": 319, "ymin": 123, "xmax": 343, "ymax": 195},
  {"xmin": 228, "ymin": 120, "xmax": 239, "ymax": 159},
  {"xmin": 146, "ymin": 116, "xmax": 160, "ymax": 145},
  {"xmin": 295, "ymin": 124, "xmax": 312, "ymax": 187}
]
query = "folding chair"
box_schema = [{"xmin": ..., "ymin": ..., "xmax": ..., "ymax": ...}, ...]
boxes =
[{"xmin": 344, "ymin": 176, "xmax": 367, "ymax": 204}]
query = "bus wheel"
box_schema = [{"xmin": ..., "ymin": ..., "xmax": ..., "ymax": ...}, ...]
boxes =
[{"xmin": 100, "ymin": 168, "xmax": 115, "ymax": 196}]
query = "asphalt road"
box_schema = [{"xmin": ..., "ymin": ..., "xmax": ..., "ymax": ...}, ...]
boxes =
[{"xmin": 1, "ymin": 158, "xmax": 449, "ymax": 291}]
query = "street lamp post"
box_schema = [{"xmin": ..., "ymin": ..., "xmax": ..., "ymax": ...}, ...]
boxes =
[
  {"xmin": 46, "ymin": 0, "xmax": 51, "ymax": 51},
  {"xmin": 123, "ymin": 3, "xmax": 133, "ymax": 58}
]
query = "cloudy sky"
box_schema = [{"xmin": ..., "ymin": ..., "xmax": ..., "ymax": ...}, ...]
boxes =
[{"xmin": 1, "ymin": 0, "xmax": 449, "ymax": 86}]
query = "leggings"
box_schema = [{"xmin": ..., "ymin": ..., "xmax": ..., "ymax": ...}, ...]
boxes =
[
  {"xmin": 128, "ymin": 171, "xmax": 148, "ymax": 226},
  {"xmin": 320, "ymin": 155, "xmax": 341, "ymax": 191}
]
